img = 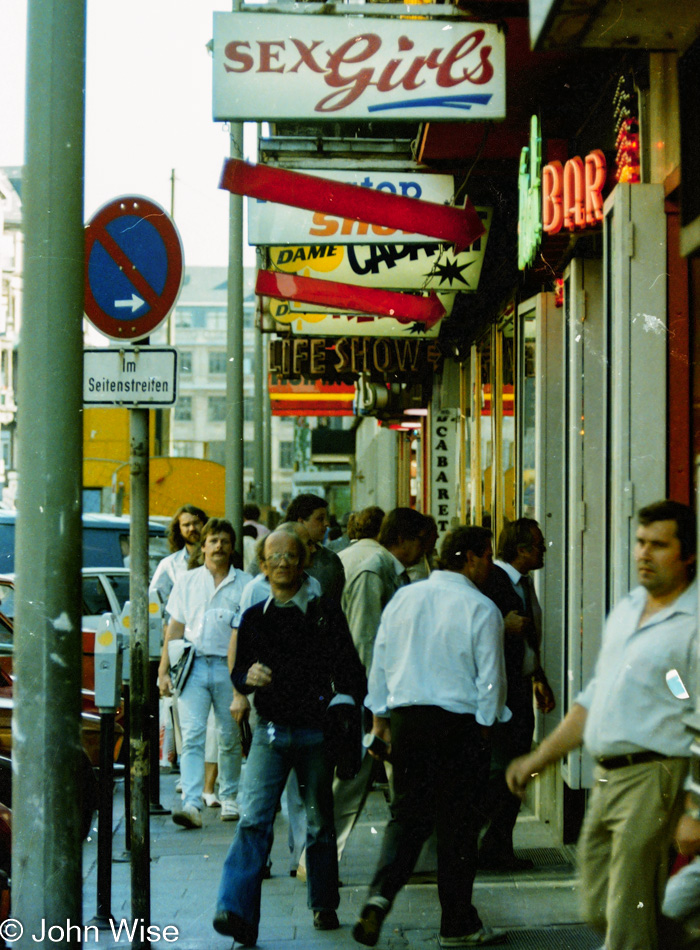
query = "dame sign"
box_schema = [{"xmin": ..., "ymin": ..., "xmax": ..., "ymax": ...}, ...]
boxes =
[{"xmin": 213, "ymin": 12, "xmax": 505, "ymax": 121}]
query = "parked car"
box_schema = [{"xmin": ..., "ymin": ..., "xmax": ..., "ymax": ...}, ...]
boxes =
[
  {"xmin": 0, "ymin": 568, "xmax": 133, "ymax": 690},
  {"xmin": 0, "ymin": 511, "xmax": 168, "ymax": 575}
]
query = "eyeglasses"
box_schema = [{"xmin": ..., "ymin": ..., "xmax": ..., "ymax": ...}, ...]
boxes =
[{"xmin": 265, "ymin": 552, "xmax": 300, "ymax": 566}]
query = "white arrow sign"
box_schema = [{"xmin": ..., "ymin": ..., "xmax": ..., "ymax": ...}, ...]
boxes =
[{"xmin": 115, "ymin": 294, "xmax": 144, "ymax": 313}]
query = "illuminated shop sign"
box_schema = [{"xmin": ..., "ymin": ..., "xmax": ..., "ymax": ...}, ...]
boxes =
[
  {"xmin": 268, "ymin": 335, "xmax": 442, "ymax": 379},
  {"xmin": 518, "ymin": 114, "xmax": 608, "ymax": 269}
]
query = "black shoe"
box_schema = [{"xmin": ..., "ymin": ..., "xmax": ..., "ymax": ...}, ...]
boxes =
[
  {"xmin": 314, "ymin": 910, "xmax": 340, "ymax": 931},
  {"xmin": 353, "ymin": 902, "xmax": 388, "ymax": 947},
  {"xmin": 213, "ymin": 910, "xmax": 257, "ymax": 946},
  {"xmin": 479, "ymin": 851, "xmax": 534, "ymax": 872}
]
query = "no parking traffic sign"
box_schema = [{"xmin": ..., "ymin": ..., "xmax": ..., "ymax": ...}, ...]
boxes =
[{"xmin": 84, "ymin": 196, "xmax": 184, "ymax": 341}]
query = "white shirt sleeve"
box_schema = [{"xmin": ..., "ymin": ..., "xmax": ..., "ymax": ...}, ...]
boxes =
[
  {"xmin": 366, "ymin": 617, "xmax": 390, "ymax": 717},
  {"xmin": 472, "ymin": 603, "xmax": 507, "ymax": 726}
]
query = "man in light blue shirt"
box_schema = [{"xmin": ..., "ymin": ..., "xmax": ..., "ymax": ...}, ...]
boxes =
[
  {"xmin": 353, "ymin": 525, "xmax": 508, "ymax": 949},
  {"xmin": 507, "ymin": 500, "xmax": 697, "ymax": 950}
]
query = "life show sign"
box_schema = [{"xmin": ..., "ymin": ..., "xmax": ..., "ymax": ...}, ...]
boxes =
[
  {"xmin": 248, "ymin": 169, "xmax": 456, "ymax": 246},
  {"xmin": 268, "ymin": 335, "xmax": 443, "ymax": 380},
  {"xmin": 267, "ymin": 209, "xmax": 491, "ymax": 291},
  {"xmin": 213, "ymin": 13, "xmax": 506, "ymax": 122}
]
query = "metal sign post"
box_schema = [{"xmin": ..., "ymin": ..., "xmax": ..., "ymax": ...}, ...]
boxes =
[
  {"xmin": 83, "ymin": 196, "xmax": 183, "ymax": 948},
  {"xmin": 129, "ymin": 408, "xmax": 151, "ymax": 949}
]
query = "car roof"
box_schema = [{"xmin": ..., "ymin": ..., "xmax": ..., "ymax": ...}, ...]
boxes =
[{"xmin": 0, "ymin": 511, "xmax": 164, "ymax": 531}]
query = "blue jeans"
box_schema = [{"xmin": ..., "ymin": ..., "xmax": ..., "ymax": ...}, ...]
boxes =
[
  {"xmin": 217, "ymin": 722, "xmax": 339, "ymax": 935},
  {"xmin": 177, "ymin": 655, "xmax": 242, "ymax": 809}
]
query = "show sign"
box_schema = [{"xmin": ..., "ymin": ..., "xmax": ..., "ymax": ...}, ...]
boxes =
[
  {"xmin": 213, "ymin": 13, "xmax": 506, "ymax": 121},
  {"xmin": 267, "ymin": 209, "xmax": 491, "ymax": 290},
  {"xmin": 222, "ymin": 161, "xmax": 484, "ymax": 250},
  {"xmin": 249, "ymin": 169, "xmax": 456, "ymax": 246},
  {"xmin": 269, "ymin": 335, "xmax": 442, "ymax": 379}
]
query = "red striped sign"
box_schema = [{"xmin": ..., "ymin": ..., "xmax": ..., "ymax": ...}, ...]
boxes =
[{"xmin": 220, "ymin": 160, "xmax": 484, "ymax": 252}]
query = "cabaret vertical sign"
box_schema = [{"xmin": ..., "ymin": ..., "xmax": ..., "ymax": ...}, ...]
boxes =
[{"xmin": 431, "ymin": 408, "xmax": 459, "ymax": 539}]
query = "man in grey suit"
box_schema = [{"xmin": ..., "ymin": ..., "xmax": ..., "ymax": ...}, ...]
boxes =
[{"xmin": 342, "ymin": 507, "xmax": 428, "ymax": 669}]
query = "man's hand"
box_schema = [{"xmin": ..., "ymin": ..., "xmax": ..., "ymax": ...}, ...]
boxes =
[
  {"xmin": 504, "ymin": 611, "xmax": 530, "ymax": 637},
  {"xmin": 675, "ymin": 814, "xmax": 700, "ymax": 857},
  {"xmin": 369, "ymin": 716, "xmax": 392, "ymax": 761},
  {"xmin": 246, "ymin": 662, "xmax": 272, "ymax": 689},
  {"xmin": 158, "ymin": 670, "xmax": 173, "ymax": 698},
  {"xmin": 506, "ymin": 754, "xmax": 539, "ymax": 800},
  {"xmin": 533, "ymin": 678, "xmax": 556, "ymax": 713},
  {"xmin": 230, "ymin": 691, "xmax": 251, "ymax": 724}
]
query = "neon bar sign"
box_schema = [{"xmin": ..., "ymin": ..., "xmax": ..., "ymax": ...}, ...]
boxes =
[{"xmin": 542, "ymin": 150, "xmax": 606, "ymax": 234}]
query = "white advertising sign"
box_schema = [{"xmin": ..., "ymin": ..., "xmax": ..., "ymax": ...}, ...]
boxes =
[
  {"xmin": 431, "ymin": 408, "xmax": 460, "ymax": 539},
  {"xmin": 267, "ymin": 208, "xmax": 492, "ymax": 289},
  {"xmin": 248, "ymin": 170, "xmax": 456, "ymax": 246},
  {"xmin": 213, "ymin": 13, "xmax": 506, "ymax": 122},
  {"xmin": 264, "ymin": 302, "xmax": 442, "ymax": 339},
  {"xmin": 83, "ymin": 347, "xmax": 178, "ymax": 407}
]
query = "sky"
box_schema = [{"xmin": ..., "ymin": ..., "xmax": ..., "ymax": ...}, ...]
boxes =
[{"xmin": 0, "ymin": 0, "xmax": 255, "ymax": 267}]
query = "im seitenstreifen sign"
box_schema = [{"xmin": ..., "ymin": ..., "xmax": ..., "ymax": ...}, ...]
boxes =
[{"xmin": 212, "ymin": 13, "xmax": 506, "ymax": 122}]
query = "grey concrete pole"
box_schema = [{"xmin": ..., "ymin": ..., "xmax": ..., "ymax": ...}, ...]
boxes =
[
  {"xmin": 129, "ymin": 408, "xmax": 151, "ymax": 947},
  {"xmin": 225, "ymin": 119, "xmax": 244, "ymax": 547},
  {"xmin": 12, "ymin": 2, "xmax": 86, "ymax": 946}
]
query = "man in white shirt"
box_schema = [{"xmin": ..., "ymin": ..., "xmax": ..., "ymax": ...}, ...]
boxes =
[
  {"xmin": 507, "ymin": 500, "xmax": 697, "ymax": 950},
  {"xmin": 353, "ymin": 525, "xmax": 508, "ymax": 949},
  {"xmin": 149, "ymin": 504, "xmax": 207, "ymax": 606},
  {"xmin": 158, "ymin": 518, "xmax": 252, "ymax": 829}
]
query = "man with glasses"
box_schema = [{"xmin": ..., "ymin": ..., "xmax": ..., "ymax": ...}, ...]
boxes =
[
  {"xmin": 478, "ymin": 518, "xmax": 555, "ymax": 871},
  {"xmin": 214, "ymin": 528, "xmax": 365, "ymax": 946}
]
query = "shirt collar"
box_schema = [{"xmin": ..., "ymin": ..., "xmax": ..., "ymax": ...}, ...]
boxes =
[
  {"xmin": 493, "ymin": 559, "xmax": 525, "ymax": 586},
  {"xmin": 387, "ymin": 549, "xmax": 406, "ymax": 577},
  {"xmin": 429, "ymin": 569, "xmax": 477, "ymax": 591},
  {"xmin": 263, "ymin": 576, "xmax": 315, "ymax": 614}
]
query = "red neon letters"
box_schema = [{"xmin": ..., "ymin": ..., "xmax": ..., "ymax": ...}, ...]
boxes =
[{"xmin": 542, "ymin": 149, "xmax": 606, "ymax": 235}]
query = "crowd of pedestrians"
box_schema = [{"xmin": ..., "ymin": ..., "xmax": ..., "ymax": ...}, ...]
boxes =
[{"xmin": 152, "ymin": 494, "xmax": 699, "ymax": 950}]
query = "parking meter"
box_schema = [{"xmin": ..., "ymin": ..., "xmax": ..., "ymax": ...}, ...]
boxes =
[
  {"xmin": 118, "ymin": 601, "xmax": 131, "ymax": 685},
  {"xmin": 94, "ymin": 613, "xmax": 123, "ymax": 713},
  {"xmin": 149, "ymin": 592, "xmax": 163, "ymax": 659}
]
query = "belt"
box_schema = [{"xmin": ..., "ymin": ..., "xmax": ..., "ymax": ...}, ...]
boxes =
[{"xmin": 596, "ymin": 750, "xmax": 668, "ymax": 770}]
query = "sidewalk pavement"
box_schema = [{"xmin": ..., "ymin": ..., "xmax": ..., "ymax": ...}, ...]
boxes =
[{"xmin": 82, "ymin": 769, "xmax": 600, "ymax": 950}]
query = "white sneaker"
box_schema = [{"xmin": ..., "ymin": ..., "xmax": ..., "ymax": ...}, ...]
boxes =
[
  {"xmin": 172, "ymin": 804, "xmax": 202, "ymax": 829},
  {"xmin": 220, "ymin": 800, "xmax": 240, "ymax": 821},
  {"xmin": 175, "ymin": 779, "xmax": 182, "ymax": 794},
  {"xmin": 203, "ymin": 792, "xmax": 221, "ymax": 807}
]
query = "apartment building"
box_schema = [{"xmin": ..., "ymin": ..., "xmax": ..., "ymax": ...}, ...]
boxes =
[{"xmin": 153, "ymin": 265, "xmax": 295, "ymax": 510}]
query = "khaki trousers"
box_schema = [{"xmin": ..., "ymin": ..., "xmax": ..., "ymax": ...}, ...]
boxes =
[{"xmin": 578, "ymin": 756, "xmax": 688, "ymax": 950}]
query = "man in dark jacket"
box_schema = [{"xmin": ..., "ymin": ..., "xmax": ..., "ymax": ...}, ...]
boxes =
[
  {"xmin": 478, "ymin": 518, "xmax": 555, "ymax": 870},
  {"xmin": 213, "ymin": 528, "xmax": 366, "ymax": 946}
]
